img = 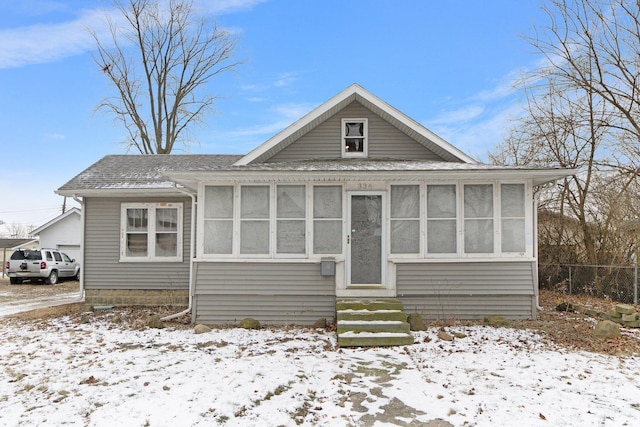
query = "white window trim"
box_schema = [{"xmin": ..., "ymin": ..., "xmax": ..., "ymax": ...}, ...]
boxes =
[
  {"xmin": 311, "ymin": 184, "xmax": 345, "ymax": 256},
  {"xmin": 460, "ymin": 181, "xmax": 533, "ymax": 258},
  {"xmin": 341, "ymin": 118, "xmax": 368, "ymax": 158},
  {"xmin": 239, "ymin": 184, "xmax": 272, "ymax": 258},
  {"xmin": 197, "ymin": 180, "xmax": 532, "ymax": 261},
  {"xmin": 499, "ymin": 182, "xmax": 529, "ymax": 255},
  {"xmin": 387, "ymin": 182, "xmax": 423, "ymax": 259},
  {"xmin": 424, "ymin": 182, "xmax": 460, "ymax": 258},
  {"xmin": 275, "ymin": 183, "xmax": 308, "ymax": 258},
  {"xmin": 120, "ymin": 202, "xmax": 183, "ymax": 262}
]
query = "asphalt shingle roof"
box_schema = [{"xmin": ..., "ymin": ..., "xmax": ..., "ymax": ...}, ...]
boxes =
[
  {"xmin": 58, "ymin": 155, "xmax": 572, "ymax": 194},
  {"xmin": 57, "ymin": 154, "xmax": 243, "ymax": 192}
]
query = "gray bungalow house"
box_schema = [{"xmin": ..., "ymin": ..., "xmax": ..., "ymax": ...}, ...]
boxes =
[{"xmin": 57, "ymin": 84, "xmax": 571, "ymax": 325}]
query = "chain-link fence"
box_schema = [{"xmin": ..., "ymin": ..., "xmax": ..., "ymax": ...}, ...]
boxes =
[{"xmin": 539, "ymin": 263, "xmax": 639, "ymax": 304}]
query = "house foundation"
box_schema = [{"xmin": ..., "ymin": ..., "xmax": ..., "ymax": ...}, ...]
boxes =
[{"xmin": 84, "ymin": 289, "xmax": 188, "ymax": 306}]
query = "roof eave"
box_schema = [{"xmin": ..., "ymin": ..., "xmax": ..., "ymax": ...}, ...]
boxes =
[
  {"xmin": 164, "ymin": 167, "xmax": 576, "ymax": 184},
  {"xmin": 55, "ymin": 188, "xmax": 186, "ymax": 198}
]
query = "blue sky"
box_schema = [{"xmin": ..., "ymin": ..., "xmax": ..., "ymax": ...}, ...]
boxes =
[{"xmin": 0, "ymin": 0, "xmax": 549, "ymax": 234}]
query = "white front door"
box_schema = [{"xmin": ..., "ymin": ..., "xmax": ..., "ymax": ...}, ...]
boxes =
[{"xmin": 346, "ymin": 192, "xmax": 386, "ymax": 289}]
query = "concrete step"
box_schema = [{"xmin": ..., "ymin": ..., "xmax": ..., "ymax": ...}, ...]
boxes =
[
  {"xmin": 336, "ymin": 298, "xmax": 414, "ymax": 347},
  {"xmin": 337, "ymin": 331, "xmax": 415, "ymax": 347},
  {"xmin": 336, "ymin": 309, "xmax": 407, "ymax": 322},
  {"xmin": 337, "ymin": 320, "xmax": 410, "ymax": 335},
  {"xmin": 336, "ymin": 298, "xmax": 405, "ymax": 311}
]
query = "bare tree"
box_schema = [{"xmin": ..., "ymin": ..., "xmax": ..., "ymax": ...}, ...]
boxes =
[
  {"xmin": 531, "ymin": 0, "xmax": 640, "ymax": 165},
  {"xmin": 92, "ymin": 0, "xmax": 240, "ymax": 154},
  {"xmin": 491, "ymin": 0, "xmax": 640, "ymax": 266}
]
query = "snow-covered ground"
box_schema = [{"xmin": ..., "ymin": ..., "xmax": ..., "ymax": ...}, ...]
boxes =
[{"xmin": 0, "ymin": 314, "xmax": 639, "ymax": 427}]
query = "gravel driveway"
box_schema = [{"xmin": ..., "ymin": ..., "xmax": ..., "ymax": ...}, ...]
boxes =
[{"xmin": 0, "ymin": 277, "xmax": 82, "ymax": 317}]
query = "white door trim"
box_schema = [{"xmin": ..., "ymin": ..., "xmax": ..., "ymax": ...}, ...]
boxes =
[{"xmin": 343, "ymin": 191, "xmax": 392, "ymax": 297}]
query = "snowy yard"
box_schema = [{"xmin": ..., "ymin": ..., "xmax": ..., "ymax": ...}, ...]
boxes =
[{"xmin": 0, "ymin": 313, "xmax": 639, "ymax": 427}]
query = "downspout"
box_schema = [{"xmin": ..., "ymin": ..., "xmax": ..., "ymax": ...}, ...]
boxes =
[
  {"xmin": 533, "ymin": 187, "xmax": 543, "ymax": 312},
  {"xmin": 72, "ymin": 195, "xmax": 85, "ymax": 301},
  {"xmin": 161, "ymin": 184, "xmax": 197, "ymax": 321}
]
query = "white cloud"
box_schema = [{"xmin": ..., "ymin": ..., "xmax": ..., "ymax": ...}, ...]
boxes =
[
  {"xmin": 428, "ymin": 105, "xmax": 486, "ymax": 126},
  {"xmin": 241, "ymin": 72, "xmax": 301, "ymax": 92},
  {"xmin": 44, "ymin": 133, "xmax": 66, "ymax": 140},
  {"xmin": 0, "ymin": 0, "xmax": 265, "ymax": 69},
  {"xmin": 195, "ymin": 0, "xmax": 267, "ymax": 14},
  {"xmin": 0, "ymin": 8, "xmax": 105, "ymax": 69},
  {"xmin": 421, "ymin": 66, "xmax": 533, "ymax": 162}
]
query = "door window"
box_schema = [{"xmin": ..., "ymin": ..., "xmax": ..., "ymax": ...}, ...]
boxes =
[{"xmin": 350, "ymin": 194, "xmax": 383, "ymax": 285}]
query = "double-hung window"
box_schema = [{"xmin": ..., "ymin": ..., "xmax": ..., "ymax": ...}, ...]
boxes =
[
  {"xmin": 203, "ymin": 186, "xmax": 234, "ymax": 255},
  {"xmin": 277, "ymin": 185, "xmax": 306, "ymax": 254},
  {"xmin": 342, "ymin": 118, "xmax": 368, "ymax": 157},
  {"xmin": 240, "ymin": 186, "xmax": 270, "ymax": 255},
  {"xmin": 427, "ymin": 184, "xmax": 457, "ymax": 254},
  {"xmin": 501, "ymin": 184, "xmax": 526, "ymax": 253},
  {"xmin": 390, "ymin": 185, "xmax": 420, "ymax": 254},
  {"xmin": 121, "ymin": 203, "xmax": 183, "ymax": 261},
  {"xmin": 313, "ymin": 186, "xmax": 342, "ymax": 254},
  {"xmin": 463, "ymin": 184, "xmax": 494, "ymax": 254}
]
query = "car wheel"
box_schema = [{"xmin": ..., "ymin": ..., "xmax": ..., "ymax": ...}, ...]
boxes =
[
  {"xmin": 47, "ymin": 270, "xmax": 59, "ymax": 285},
  {"xmin": 9, "ymin": 277, "xmax": 22, "ymax": 285}
]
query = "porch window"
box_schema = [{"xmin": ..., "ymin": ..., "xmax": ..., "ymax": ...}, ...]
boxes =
[
  {"xmin": 121, "ymin": 203, "xmax": 183, "ymax": 261},
  {"xmin": 342, "ymin": 118, "xmax": 368, "ymax": 157},
  {"xmin": 501, "ymin": 184, "xmax": 525, "ymax": 252},
  {"xmin": 427, "ymin": 185, "xmax": 457, "ymax": 253},
  {"xmin": 464, "ymin": 184, "xmax": 494, "ymax": 253},
  {"xmin": 203, "ymin": 186, "xmax": 234, "ymax": 254},
  {"xmin": 390, "ymin": 185, "xmax": 420, "ymax": 253},
  {"xmin": 240, "ymin": 186, "xmax": 270, "ymax": 254},
  {"xmin": 313, "ymin": 186, "xmax": 342, "ymax": 254},
  {"xmin": 277, "ymin": 185, "xmax": 306, "ymax": 254}
]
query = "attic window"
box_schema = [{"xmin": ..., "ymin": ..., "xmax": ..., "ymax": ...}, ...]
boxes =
[{"xmin": 342, "ymin": 118, "xmax": 368, "ymax": 158}]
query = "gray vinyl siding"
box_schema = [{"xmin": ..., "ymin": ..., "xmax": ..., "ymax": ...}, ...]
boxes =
[
  {"xmin": 193, "ymin": 262, "xmax": 335, "ymax": 325},
  {"xmin": 83, "ymin": 197, "xmax": 191, "ymax": 290},
  {"xmin": 268, "ymin": 101, "xmax": 445, "ymax": 162},
  {"xmin": 396, "ymin": 261, "xmax": 537, "ymax": 320}
]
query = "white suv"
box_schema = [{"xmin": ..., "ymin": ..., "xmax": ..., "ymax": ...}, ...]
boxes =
[{"xmin": 6, "ymin": 248, "xmax": 80, "ymax": 285}]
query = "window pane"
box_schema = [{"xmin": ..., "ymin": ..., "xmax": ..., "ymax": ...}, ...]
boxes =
[
  {"xmin": 156, "ymin": 233, "xmax": 177, "ymax": 257},
  {"xmin": 126, "ymin": 234, "xmax": 148, "ymax": 257},
  {"xmin": 277, "ymin": 185, "xmax": 305, "ymax": 218},
  {"xmin": 391, "ymin": 185, "xmax": 419, "ymax": 218},
  {"xmin": 205, "ymin": 186, "xmax": 233, "ymax": 218},
  {"xmin": 313, "ymin": 220, "xmax": 342, "ymax": 254},
  {"xmin": 127, "ymin": 208, "xmax": 148, "ymax": 231},
  {"xmin": 345, "ymin": 122, "xmax": 363, "ymax": 136},
  {"xmin": 427, "ymin": 220, "xmax": 457, "ymax": 253},
  {"xmin": 240, "ymin": 221, "xmax": 269, "ymax": 254},
  {"xmin": 427, "ymin": 185, "xmax": 456, "ymax": 218},
  {"xmin": 204, "ymin": 220, "xmax": 232, "ymax": 254},
  {"xmin": 313, "ymin": 186, "xmax": 342, "ymax": 218},
  {"xmin": 502, "ymin": 218, "xmax": 525, "ymax": 252},
  {"xmin": 241, "ymin": 186, "xmax": 269, "ymax": 218},
  {"xmin": 391, "ymin": 220, "xmax": 419, "ymax": 253},
  {"xmin": 277, "ymin": 220, "xmax": 305, "ymax": 254},
  {"xmin": 465, "ymin": 219, "xmax": 494, "ymax": 253},
  {"xmin": 501, "ymin": 184, "xmax": 525, "ymax": 217},
  {"xmin": 156, "ymin": 208, "xmax": 177, "ymax": 231},
  {"xmin": 464, "ymin": 184, "xmax": 493, "ymax": 218}
]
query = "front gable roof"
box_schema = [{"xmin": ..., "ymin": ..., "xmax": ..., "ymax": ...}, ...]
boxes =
[
  {"xmin": 30, "ymin": 207, "xmax": 81, "ymax": 236},
  {"xmin": 235, "ymin": 84, "xmax": 477, "ymax": 165}
]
